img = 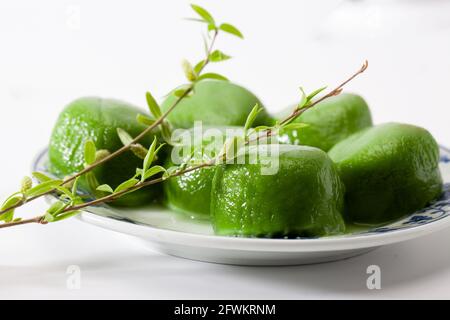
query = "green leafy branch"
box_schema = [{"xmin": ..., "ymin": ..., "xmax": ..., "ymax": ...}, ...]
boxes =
[
  {"xmin": 0, "ymin": 60, "xmax": 368, "ymax": 229},
  {"xmin": 220, "ymin": 61, "xmax": 370, "ymax": 163},
  {"xmin": 0, "ymin": 144, "xmax": 213, "ymax": 229},
  {"xmin": 0, "ymin": 3, "xmax": 243, "ymax": 228},
  {"xmin": 0, "ymin": 2, "xmax": 368, "ymax": 229},
  {"xmin": 133, "ymin": 4, "xmax": 244, "ymax": 147},
  {"xmin": 279, "ymin": 60, "xmax": 369, "ymax": 128},
  {"xmin": 189, "ymin": 4, "xmax": 243, "ymax": 38}
]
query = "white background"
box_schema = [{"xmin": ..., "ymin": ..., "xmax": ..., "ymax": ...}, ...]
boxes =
[{"xmin": 0, "ymin": 0, "xmax": 450, "ymax": 299}]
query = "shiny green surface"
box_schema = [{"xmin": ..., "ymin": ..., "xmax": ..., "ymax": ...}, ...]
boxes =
[
  {"xmin": 211, "ymin": 145, "xmax": 346, "ymax": 238},
  {"xmin": 164, "ymin": 164, "xmax": 216, "ymax": 218},
  {"xmin": 48, "ymin": 97, "xmax": 162, "ymax": 206},
  {"xmin": 164, "ymin": 126, "xmax": 244, "ymax": 218},
  {"xmin": 328, "ymin": 123, "xmax": 443, "ymax": 225},
  {"xmin": 277, "ymin": 93, "xmax": 373, "ymax": 151},
  {"xmin": 161, "ymin": 80, "xmax": 273, "ymax": 129}
]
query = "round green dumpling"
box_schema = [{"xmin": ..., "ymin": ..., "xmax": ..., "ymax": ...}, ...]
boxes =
[
  {"xmin": 164, "ymin": 126, "xmax": 244, "ymax": 218},
  {"xmin": 328, "ymin": 123, "xmax": 443, "ymax": 225},
  {"xmin": 161, "ymin": 80, "xmax": 273, "ymax": 129},
  {"xmin": 276, "ymin": 93, "xmax": 373, "ymax": 151},
  {"xmin": 48, "ymin": 97, "xmax": 162, "ymax": 206},
  {"xmin": 211, "ymin": 145, "xmax": 346, "ymax": 238}
]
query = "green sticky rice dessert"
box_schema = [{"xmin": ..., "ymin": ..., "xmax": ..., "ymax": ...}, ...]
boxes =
[
  {"xmin": 48, "ymin": 97, "xmax": 162, "ymax": 206},
  {"xmin": 161, "ymin": 80, "xmax": 273, "ymax": 129},
  {"xmin": 211, "ymin": 144, "xmax": 346, "ymax": 238},
  {"xmin": 276, "ymin": 93, "xmax": 373, "ymax": 151},
  {"xmin": 163, "ymin": 126, "xmax": 244, "ymax": 218},
  {"xmin": 328, "ymin": 123, "xmax": 443, "ymax": 225}
]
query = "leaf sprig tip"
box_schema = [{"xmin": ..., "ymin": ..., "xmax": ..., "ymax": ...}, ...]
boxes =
[{"xmin": 190, "ymin": 4, "xmax": 244, "ymax": 39}]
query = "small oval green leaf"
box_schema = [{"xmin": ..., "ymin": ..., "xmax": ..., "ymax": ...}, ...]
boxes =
[
  {"xmin": 32, "ymin": 172, "xmax": 53, "ymax": 183},
  {"xmin": 209, "ymin": 50, "xmax": 231, "ymax": 63},
  {"xmin": 136, "ymin": 114, "xmax": 156, "ymax": 126},
  {"xmin": 173, "ymin": 85, "xmax": 192, "ymax": 98},
  {"xmin": 143, "ymin": 137, "xmax": 158, "ymax": 172},
  {"xmin": 298, "ymin": 87, "xmax": 308, "ymax": 109},
  {"xmin": 26, "ymin": 180, "xmax": 62, "ymax": 198},
  {"xmin": 72, "ymin": 177, "xmax": 80, "ymax": 195},
  {"xmin": 117, "ymin": 128, "xmax": 134, "ymax": 146},
  {"xmin": 47, "ymin": 201, "xmax": 66, "ymax": 215},
  {"xmin": 54, "ymin": 186, "xmax": 74, "ymax": 199},
  {"xmin": 307, "ymin": 86, "xmax": 328, "ymax": 102},
  {"xmin": 143, "ymin": 166, "xmax": 167, "ymax": 181},
  {"xmin": 85, "ymin": 172, "xmax": 99, "ymax": 193},
  {"xmin": 0, "ymin": 196, "xmax": 22, "ymax": 222},
  {"xmin": 96, "ymin": 184, "xmax": 114, "ymax": 194},
  {"xmin": 146, "ymin": 91, "xmax": 162, "ymax": 118},
  {"xmin": 191, "ymin": 4, "xmax": 215, "ymax": 25},
  {"xmin": 52, "ymin": 210, "xmax": 81, "ymax": 222},
  {"xmin": 281, "ymin": 123, "xmax": 310, "ymax": 131},
  {"xmin": 219, "ymin": 23, "xmax": 244, "ymax": 39},
  {"xmin": 44, "ymin": 212, "xmax": 55, "ymax": 222},
  {"xmin": 182, "ymin": 59, "xmax": 197, "ymax": 82},
  {"xmin": 244, "ymin": 104, "xmax": 262, "ymax": 135},
  {"xmin": 21, "ymin": 176, "xmax": 33, "ymax": 193},
  {"xmin": 135, "ymin": 168, "xmax": 144, "ymax": 178},
  {"xmin": 194, "ymin": 60, "xmax": 206, "ymax": 74},
  {"xmin": 114, "ymin": 179, "xmax": 139, "ymax": 194},
  {"xmin": 84, "ymin": 140, "xmax": 96, "ymax": 165}
]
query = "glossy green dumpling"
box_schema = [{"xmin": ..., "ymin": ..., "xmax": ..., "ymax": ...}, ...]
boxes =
[
  {"xmin": 164, "ymin": 126, "xmax": 244, "ymax": 218},
  {"xmin": 164, "ymin": 164, "xmax": 216, "ymax": 217},
  {"xmin": 48, "ymin": 97, "xmax": 162, "ymax": 206},
  {"xmin": 328, "ymin": 123, "xmax": 443, "ymax": 225},
  {"xmin": 211, "ymin": 145, "xmax": 346, "ymax": 238},
  {"xmin": 161, "ymin": 80, "xmax": 273, "ymax": 129},
  {"xmin": 277, "ymin": 93, "xmax": 373, "ymax": 151}
]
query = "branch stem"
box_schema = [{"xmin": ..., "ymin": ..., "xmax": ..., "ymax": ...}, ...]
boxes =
[
  {"xmin": 0, "ymin": 59, "xmax": 368, "ymax": 229},
  {"xmin": 0, "ymin": 30, "xmax": 221, "ymax": 218},
  {"xmin": 64, "ymin": 161, "xmax": 214, "ymax": 212},
  {"xmin": 66, "ymin": 59, "xmax": 369, "ymax": 215},
  {"xmin": 280, "ymin": 60, "xmax": 368, "ymax": 126},
  {"xmin": 0, "ymin": 216, "xmax": 46, "ymax": 229},
  {"xmin": 0, "ymin": 162, "xmax": 214, "ymax": 229}
]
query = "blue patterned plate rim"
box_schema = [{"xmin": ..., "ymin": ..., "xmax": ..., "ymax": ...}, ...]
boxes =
[{"xmin": 32, "ymin": 146, "xmax": 450, "ymax": 251}]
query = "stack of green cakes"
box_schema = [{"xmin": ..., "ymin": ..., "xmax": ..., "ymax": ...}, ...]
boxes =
[{"xmin": 48, "ymin": 80, "xmax": 443, "ymax": 238}]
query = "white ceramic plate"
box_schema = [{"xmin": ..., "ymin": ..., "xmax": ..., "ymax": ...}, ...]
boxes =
[{"xmin": 33, "ymin": 147, "xmax": 450, "ymax": 266}]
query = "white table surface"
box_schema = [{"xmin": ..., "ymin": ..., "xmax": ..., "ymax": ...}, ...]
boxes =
[
  {"xmin": 2, "ymin": 213, "xmax": 450, "ymax": 300},
  {"xmin": 1, "ymin": 0, "xmax": 450, "ymax": 299}
]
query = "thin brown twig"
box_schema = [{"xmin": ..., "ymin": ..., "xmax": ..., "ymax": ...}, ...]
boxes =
[
  {"xmin": 0, "ymin": 31, "xmax": 221, "ymax": 218},
  {"xmin": 63, "ymin": 161, "xmax": 214, "ymax": 212},
  {"xmin": 0, "ymin": 59, "xmax": 367, "ymax": 229},
  {"xmin": 0, "ymin": 162, "xmax": 215, "ymax": 228},
  {"xmin": 0, "ymin": 216, "xmax": 47, "ymax": 229},
  {"xmin": 0, "ymin": 91, "xmax": 191, "ymax": 217},
  {"xmin": 280, "ymin": 60, "xmax": 368, "ymax": 126},
  {"xmin": 59, "ymin": 60, "xmax": 371, "ymax": 214}
]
